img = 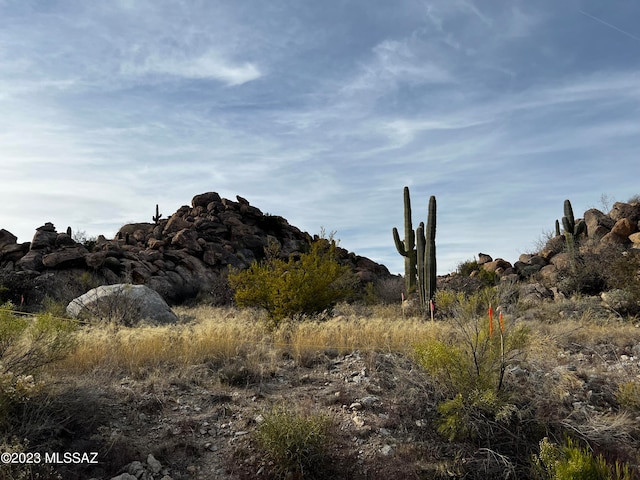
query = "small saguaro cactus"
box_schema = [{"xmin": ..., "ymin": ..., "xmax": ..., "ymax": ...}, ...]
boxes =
[
  {"xmin": 562, "ymin": 199, "xmax": 585, "ymax": 267},
  {"xmin": 152, "ymin": 204, "xmax": 163, "ymax": 225},
  {"xmin": 392, "ymin": 186, "xmax": 417, "ymax": 294},
  {"xmin": 555, "ymin": 219, "xmax": 561, "ymax": 237},
  {"xmin": 66, "ymin": 226, "xmax": 72, "ymax": 238},
  {"xmin": 562, "ymin": 199, "xmax": 586, "ymax": 237}
]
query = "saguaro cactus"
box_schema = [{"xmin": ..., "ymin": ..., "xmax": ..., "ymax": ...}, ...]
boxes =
[
  {"xmin": 562, "ymin": 199, "xmax": 586, "ymax": 237},
  {"xmin": 393, "ymin": 187, "xmax": 417, "ymax": 294},
  {"xmin": 425, "ymin": 195, "xmax": 437, "ymax": 308},
  {"xmin": 416, "ymin": 196, "xmax": 437, "ymax": 313},
  {"xmin": 152, "ymin": 204, "xmax": 163, "ymax": 225},
  {"xmin": 562, "ymin": 199, "xmax": 585, "ymax": 268}
]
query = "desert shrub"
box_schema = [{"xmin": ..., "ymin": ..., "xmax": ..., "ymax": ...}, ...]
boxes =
[
  {"xmin": 456, "ymin": 259, "xmax": 499, "ymax": 287},
  {"xmin": 0, "ymin": 303, "xmax": 77, "ymax": 424},
  {"xmin": 372, "ymin": 276, "xmax": 404, "ymax": 304},
  {"xmin": 415, "ymin": 290, "xmax": 528, "ymax": 443},
  {"xmin": 532, "ymin": 437, "xmax": 631, "ymax": 480},
  {"xmin": 228, "ymin": 238, "xmax": 354, "ymax": 327},
  {"xmin": 616, "ymin": 381, "xmax": 640, "ymax": 412},
  {"xmin": 256, "ymin": 406, "xmax": 333, "ymax": 479},
  {"xmin": 437, "ymin": 389, "xmax": 519, "ymax": 443}
]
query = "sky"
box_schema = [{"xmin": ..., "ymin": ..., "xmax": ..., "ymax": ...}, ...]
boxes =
[{"xmin": 1, "ymin": 0, "xmax": 639, "ymax": 276}]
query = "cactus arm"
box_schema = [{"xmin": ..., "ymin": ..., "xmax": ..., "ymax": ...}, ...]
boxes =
[{"xmin": 393, "ymin": 227, "xmax": 408, "ymax": 256}]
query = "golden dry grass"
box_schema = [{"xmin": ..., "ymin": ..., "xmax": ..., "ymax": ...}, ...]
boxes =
[
  {"xmin": 51, "ymin": 301, "xmax": 640, "ymax": 381},
  {"xmin": 53, "ymin": 304, "xmax": 455, "ymax": 375}
]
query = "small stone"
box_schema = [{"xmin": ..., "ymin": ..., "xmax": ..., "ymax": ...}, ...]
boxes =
[
  {"xmin": 349, "ymin": 402, "xmax": 363, "ymax": 411},
  {"xmin": 352, "ymin": 415, "xmax": 365, "ymax": 428},
  {"xmin": 128, "ymin": 461, "xmax": 145, "ymax": 476},
  {"xmin": 147, "ymin": 454, "xmax": 162, "ymax": 474},
  {"xmin": 360, "ymin": 396, "xmax": 379, "ymax": 407},
  {"xmin": 381, "ymin": 445, "xmax": 393, "ymax": 456},
  {"xmin": 110, "ymin": 474, "xmax": 137, "ymax": 480}
]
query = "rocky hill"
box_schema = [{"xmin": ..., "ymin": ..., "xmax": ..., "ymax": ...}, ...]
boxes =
[
  {"xmin": 0, "ymin": 192, "xmax": 391, "ymax": 307},
  {"xmin": 440, "ymin": 200, "xmax": 640, "ymax": 300}
]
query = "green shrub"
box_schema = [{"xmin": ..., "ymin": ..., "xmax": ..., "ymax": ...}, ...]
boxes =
[
  {"xmin": 0, "ymin": 303, "xmax": 77, "ymax": 424},
  {"xmin": 437, "ymin": 389, "xmax": 519, "ymax": 442},
  {"xmin": 256, "ymin": 406, "xmax": 332, "ymax": 479},
  {"xmin": 415, "ymin": 290, "xmax": 528, "ymax": 442},
  {"xmin": 616, "ymin": 381, "xmax": 640, "ymax": 412},
  {"xmin": 228, "ymin": 238, "xmax": 354, "ymax": 327},
  {"xmin": 457, "ymin": 259, "xmax": 480, "ymax": 276},
  {"xmin": 532, "ymin": 437, "xmax": 631, "ymax": 480}
]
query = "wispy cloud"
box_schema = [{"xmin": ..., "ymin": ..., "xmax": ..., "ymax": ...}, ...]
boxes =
[{"xmin": 120, "ymin": 50, "xmax": 262, "ymax": 86}]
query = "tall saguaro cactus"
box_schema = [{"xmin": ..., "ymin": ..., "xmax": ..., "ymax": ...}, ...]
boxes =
[
  {"xmin": 393, "ymin": 187, "xmax": 417, "ymax": 294},
  {"xmin": 425, "ymin": 195, "xmax": 437, "ymax": 307},
  {"xmin": 393, "ymin": 187, "xmax": 437, "ymax": 315},
  {"xmin": 416, "ymin": 196, "xmax": 437, "ymax": 313}
]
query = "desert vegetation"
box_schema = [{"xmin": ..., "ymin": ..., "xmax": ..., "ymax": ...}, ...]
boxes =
[{"xmin": 1, "ymin": 194, "xmax": 640, "ymax": 479}]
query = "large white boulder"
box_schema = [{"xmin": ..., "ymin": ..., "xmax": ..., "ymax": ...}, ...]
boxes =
[{"xmin": 67, "ymin": 284, "xmax": 178, "ymax": 325}]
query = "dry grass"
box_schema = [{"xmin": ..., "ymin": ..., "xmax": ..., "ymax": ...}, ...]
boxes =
[
  {"xmin": 52, "ymin": 301, "xmax": 640, "ymax": 380},
  {"xmin": 52, "ymin": 304, "xmax": 454, "ymax": 376}
]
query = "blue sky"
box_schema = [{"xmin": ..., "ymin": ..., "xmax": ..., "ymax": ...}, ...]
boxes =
[{"xmin": 1, "ymin": 1, "xmax": 639, "ymax": 275}]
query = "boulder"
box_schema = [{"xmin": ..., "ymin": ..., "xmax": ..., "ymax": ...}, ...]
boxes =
[
  {"xmin": 42, "ymin": 246, "xmax": 88, "ymax": 268},
  {"xmin": 609, "ymin": 202, "xmax": 640, "ymax": 223},
  {"xmin": 163, "ymin": 215, "xmax": 192, "ymax": 235},
  {"xmin": 16, "ymin": 251, "xmax": 44, "ymax": 271},
  {"xmin": 519, "ymin": 282, "xmax": 553, "ymax": 307},
  {"xmin": 0, "ymin": 229, "xmax": 17, "ymax": 249},
  {"xmin": 477, "ymin": 253, "xmax": 493, "ymax": 265},
  {"xmin": 31, "ymin": 223, "xmax": 58, "ymax": 250},
  {"xmin": 584, "ymin": 209, "xmax": 614, "ymax": 238},
  {"xmin": 610, "ymin": 218, "xmax": 636, "ymax": 238},
  {"xmin": 66, "ymin": 284, "xmax": 178, "ymax": 325},
  {"xmin": 192, "ymin": 192, "xmax": 221, "ymax": 208},
  {"xmin": 171, "ymin": 228, "xmax": 202, "ymax": 253},
  {"xmin": 629, "ymin": 232, "xmax": 640, "ymax": 245},
  {"xmin": 482, "ymin": 258, "xmax": 512, "ymax": 273},
  {"xmin": 600, "ymin": 231, "xmax": 628, "ymax": 245}
]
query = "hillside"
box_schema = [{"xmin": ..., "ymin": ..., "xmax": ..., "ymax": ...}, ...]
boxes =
[{"xmin": 0, "ymin": 192, "xmax": 391, "ymax": 307}]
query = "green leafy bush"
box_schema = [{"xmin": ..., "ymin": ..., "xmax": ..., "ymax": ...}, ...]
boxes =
[
  {"xmin": 228, "ymin": 238, "xmax": 354, "ymax": 327},
  {"xmin": 256, "ymin": 406, "xmax": 332, "ymax": 479},
  {"xmin": 532, "ymin": 437, "xmax": 631, "ymax": 480}
]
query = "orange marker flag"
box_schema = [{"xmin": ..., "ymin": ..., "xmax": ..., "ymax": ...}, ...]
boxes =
[{"xmin": 488, "ymin": 304, "xmax": 494, "ymax": 338}]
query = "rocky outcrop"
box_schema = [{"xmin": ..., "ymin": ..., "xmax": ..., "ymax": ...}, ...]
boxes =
[{"xmin": 0, "ymin": 192, "xmax": 391, "ymax": 306}]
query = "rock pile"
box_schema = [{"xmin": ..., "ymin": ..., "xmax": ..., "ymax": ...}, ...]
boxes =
[
  {"xmin": 0, "ymin": 192, "xmax": 391, "ymax": 306},
  {"xmin": 458, "ymin": 200, "xmax": 640, "ymax": 282}
]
